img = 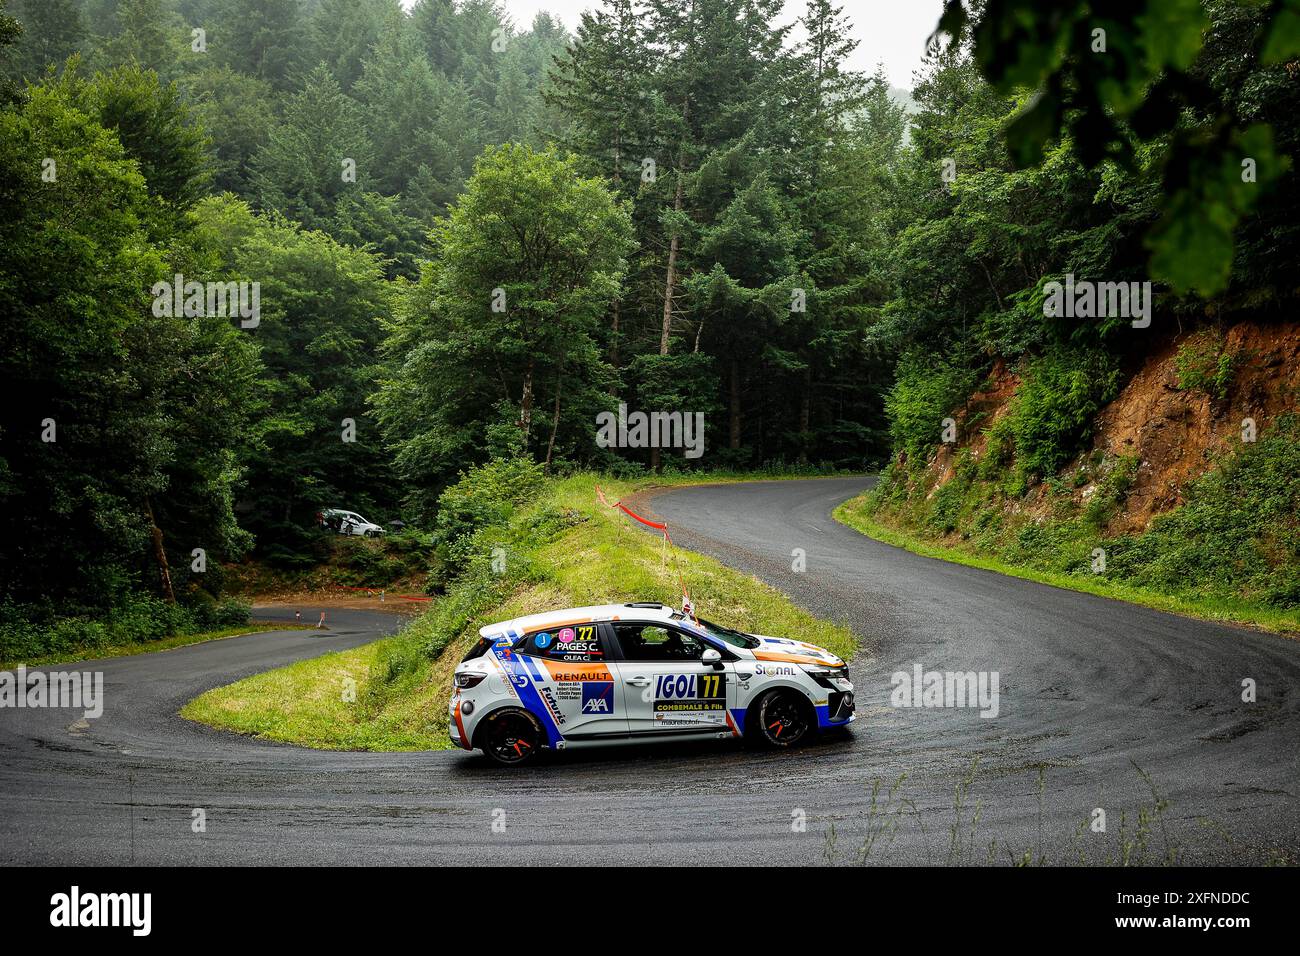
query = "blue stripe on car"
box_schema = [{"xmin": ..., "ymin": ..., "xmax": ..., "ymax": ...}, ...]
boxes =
[{"xmin": 489, "ymin": 634, "xmax": 564, "ymax": 748}]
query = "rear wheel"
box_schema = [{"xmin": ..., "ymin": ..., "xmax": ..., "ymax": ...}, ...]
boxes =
[
  {"xmin": 754, "ymin": 689, "xmax": 813, "ymax": 748},
  {"xmin": 479, "ymin": 709, "xmax": 542, "ymax": 766}
]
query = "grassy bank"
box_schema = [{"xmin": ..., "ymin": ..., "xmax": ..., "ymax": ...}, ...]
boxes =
[
  {"xmin": 835, "ymin": 503, "xmax": 1300, "ymax": 635},
  {"xmin": 181, "ymin": 471, "xmax": 858, "ymax": 751},
  {"xmin": 836, "ymin": 419, "xmax": 1300, "ymax": 636}
]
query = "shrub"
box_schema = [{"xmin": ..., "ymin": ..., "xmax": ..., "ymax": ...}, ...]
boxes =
[
  {"xmin": 1005, "ymin": 346, "xmax": 1121, "ymax": 479},
  {"xmin": 1174, "ymin": 328, "xmax": 1239, "ymax": 399},
  {"xmin": 884, "ymin": 352, "xmax": 981, "ymax": 462},
  {"xmin": 1111, "ymin": 417, "xmax": 1300, "ymax": 604},
  {"xmin": 433, "ymin": 457, "xmax": 545, "ymax": 576}
]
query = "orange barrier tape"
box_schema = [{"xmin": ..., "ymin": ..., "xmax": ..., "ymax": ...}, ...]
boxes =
[{"xmin": 332, "ymin": 585, "xmax": 432, "ymax": 603}]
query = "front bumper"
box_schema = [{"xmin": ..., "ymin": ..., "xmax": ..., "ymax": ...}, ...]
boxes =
[
  {"xmin": 825, "ymin": 690, "xmax": 855, "ymax": 724},
  {"xmin": 449, "ymin": 697, "xmax": 475, "ymax": 750}
]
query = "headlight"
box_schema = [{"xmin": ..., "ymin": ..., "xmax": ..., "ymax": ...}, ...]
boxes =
[
  {"xmin": 454, "ymin": 672, "xmax": 487, "ymax": 689},
  {"xmin": 801, "ymin": 664, "xmax": 851, "ymax": 688}
]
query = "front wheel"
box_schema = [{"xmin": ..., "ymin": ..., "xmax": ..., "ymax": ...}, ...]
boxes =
[
  {"xmin": 753, "ymin": 689, "xmax": 813, "ymax": 748},
  {"xmin": 478, "ymin": 708, "xmax": 542, "ymax": 766}
]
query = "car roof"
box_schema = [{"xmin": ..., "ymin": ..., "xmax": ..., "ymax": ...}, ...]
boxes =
[{"xmin": 482, "ymin": 603, "xmax": 680, "ymax": 638}]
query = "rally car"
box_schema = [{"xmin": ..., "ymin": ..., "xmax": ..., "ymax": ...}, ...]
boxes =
[{"xmin": 449, "ymin": 602, "xmax": 854, "ymax": 765}]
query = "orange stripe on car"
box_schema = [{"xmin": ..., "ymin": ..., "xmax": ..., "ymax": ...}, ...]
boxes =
[
  {"xmin": 752, "ymin": 651, "xmax": 843, "ymax": 665},
  {"xmin": 453, "ymin": 700, "xmax": 471, "ymax": 750},
  {"xmin": 541, "ymin": 661, "xmax": 612, "ymax": 681}
]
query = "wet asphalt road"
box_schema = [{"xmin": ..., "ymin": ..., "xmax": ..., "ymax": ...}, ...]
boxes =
[{"xmin": 2, "ymin": 476, "xmax": 1298, "ymax": 865}]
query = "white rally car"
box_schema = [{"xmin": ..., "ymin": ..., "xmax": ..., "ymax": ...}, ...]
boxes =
[{"xmin": 449, "ymin": 602, "xmax": 854, "ymax": 765}]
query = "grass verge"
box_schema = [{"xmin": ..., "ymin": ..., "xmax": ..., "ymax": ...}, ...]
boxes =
[
  {"xmin": 181, "ymin": 471, "xmax": 858, "ymax": 751},
  {"xmin": 0, "ymin": 622, "xmax": 312, "ymax": 671},
  {"xmin": 834, "ymin": 498, "xmax": 1300, "ymax": 636}
]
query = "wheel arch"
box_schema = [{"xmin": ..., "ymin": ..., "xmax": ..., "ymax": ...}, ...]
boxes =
[
  {"xmin": 470, "ymin": 703, "xmax": 544, "ymax": 751},
  {"xmin": 743, "ymin": 682, "xmax": 817, "ymax": 737}
]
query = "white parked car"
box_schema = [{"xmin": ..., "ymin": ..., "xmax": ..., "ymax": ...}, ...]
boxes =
[
  {"xmin": 449, "ymin": 602, "xmax": 854, "ymax": 765},
  {"xmin": 318, "ymin": 508, "xmax": 385, "ymax": 537}
]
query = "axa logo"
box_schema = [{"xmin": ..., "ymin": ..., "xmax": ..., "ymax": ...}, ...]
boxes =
[
  {"xmin": 581, "ymin": 681, "xmax": 614, "ymax": 714},
  {"xmin": 50, "ymin": 886, "xmax": 151, "ymax": 936}
]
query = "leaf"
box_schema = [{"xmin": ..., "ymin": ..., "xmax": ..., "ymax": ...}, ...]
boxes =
[
  {"xmin": 1004, "ymin": 90, "xmax": 1060, "ymax": 169},
  {"xmin": 1261, "ymin": 0, "xmax": 1300, "ymax": 63},
  {"xmin": 1146, "ymin": 125, "xmax": 1289, "ymax": 295},
  {"xmin": 1136, "ymin": 0, "xmax": 1210, "ymax": 73},
  {"xmin": 1146, "ymin": 187, "xmax": 1237, "ymax": 295}
]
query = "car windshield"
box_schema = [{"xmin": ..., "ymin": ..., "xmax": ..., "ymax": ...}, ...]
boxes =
[{"xmin": 696, "ymin": 617, "xmax": 761, "ymax": 649}]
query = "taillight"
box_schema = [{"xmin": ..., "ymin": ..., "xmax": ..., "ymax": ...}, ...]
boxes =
[{"xmin": 455, "ymin": 672, "xmax": 487, "ymax": 689}]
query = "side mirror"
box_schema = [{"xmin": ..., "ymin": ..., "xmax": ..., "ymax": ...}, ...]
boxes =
[{"xmin": 701, "ymin": 648, "xmax": 723, "ymax": 668}]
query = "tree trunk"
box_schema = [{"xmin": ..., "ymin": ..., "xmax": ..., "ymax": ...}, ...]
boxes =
[
  {"xmin": 611, "ymin": 298, "xmax": 621, "ymax": 368},
  {"xmin": 798, "ymin": 365, "xmax": 812, "ymax": 465},
  {"xmin": 659, "ymin": 163, "xmax": 684, "ymax": 356},
  {"xmin": 144, "ymin": 496, "xmax": 175, "ymax": 603},
  {"xmin": 729, "ymin": 356, "xmax": 741, "ymax": 450},
  {"xmin": 544, "ymin": 372, "xmax": 562, "ymax": 474},
  {"xmin": 519, "ymin": 356, "xmax": 535, "ymax": 449}
]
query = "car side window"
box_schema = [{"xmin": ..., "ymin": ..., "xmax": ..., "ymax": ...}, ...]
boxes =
[
  {"xmin": 614, "ymin": 623, "xmax": 710, "ymax": 662},
  {"xmin": 525, "ymin": 623, "xmax": 605, "ymax": 663}
]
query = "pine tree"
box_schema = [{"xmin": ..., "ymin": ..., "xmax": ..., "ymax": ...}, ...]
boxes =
[
  {"xmin": 250, "ymin": 63, "xmax": 373, "ymax": 229},
  {"xmin": 6, "ymin": 0, "xmax": 85, "ymax": 82},
  {"xmin": 216, "ymin": 0, "xmax": 303, "ymax": 90}
]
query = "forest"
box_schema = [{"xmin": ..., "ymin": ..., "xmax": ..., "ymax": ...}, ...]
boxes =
[{"xmin": 2, "ymin": 0, "xmax": 1299, "ymax": 655}]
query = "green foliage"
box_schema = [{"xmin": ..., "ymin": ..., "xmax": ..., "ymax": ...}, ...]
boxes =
[
  {"xmin": 0, "ymin": 592, "xmax": 250, "ymax": 663},
  {"xmin": 1004, "ymin": 347, "xmax": 1122, "ymax": 479},
  {"xmin": 1109, "ymin": 417, "xmax": 1300, "ymax": 607},
  {"xmin": 935, "ymin": 0, "xmax": 1294, "ymax": 295},
  {"xmin": 1174, "ymin": 329, "xmax": 1239, "ymax": 399},
  {"xmin": 432, "ymin": 457, "xmax": 546, "ymax": 576},
  {"xmin": 180, "ymin": 64, "xmax": 274, "ymax": 195},
  {"xmin": 858, "ymin": 418, "xmax": 1300, "ymax": 617},
  {"xmin": 3, "ymin": 0, "xmax": 84, "ymax": 84},
  {"xmin": 0, "ymin": 77, "xmax": 256, "ymax": 613},
  {"xmin": 192, "ymin": 195, "xmax": 396, "ymax": 547},
  {"xmin": 250, "ymin": 64, "xmax": 374, "ymax": 231},
  {"xmin": 0, "ymin": 0, "xmax": 22, "ymax": 104},
  {"xmin": 884, "ymin": 353, "xmax": 980, "ymax": 461},
  {"xmin": 376, "ymin": 144, "xmax": 633, "ymax": 508}
]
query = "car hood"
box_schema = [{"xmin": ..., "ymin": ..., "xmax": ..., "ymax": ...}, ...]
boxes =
[{"xmin": 742, "ymin": 635, "xmax": 845, "ymax": 668}]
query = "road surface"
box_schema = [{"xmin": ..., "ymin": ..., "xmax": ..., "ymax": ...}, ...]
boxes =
[{"xmin": 2, "ymin": 477, "xmax": 1297, "ymax": 864}]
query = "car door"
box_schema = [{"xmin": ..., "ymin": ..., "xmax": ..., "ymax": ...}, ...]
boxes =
[
  {"xmin": 518, "ymin": 624, "xmax": 629, "ymax": 740},
  {"xmin": 611, "ymin": 622, "xmax": 735, "ymax": 735}
]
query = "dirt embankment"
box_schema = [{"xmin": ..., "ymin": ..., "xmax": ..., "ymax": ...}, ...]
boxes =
[
  {"xmin": 1093, "ymin": 322, "xmax": 1300, "ymax": 532},
  {"xmin": 927, "ymin": 320, "xmax": 1300, "ymax": 534}
]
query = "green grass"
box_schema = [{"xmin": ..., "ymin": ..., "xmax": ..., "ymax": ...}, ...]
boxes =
[
  {"xmin": 834, "ymin": 498, "xmax": 1300, "ymax": 636},
  {"xmin": 182, "ymin": 471, "xmax": 860, "ymax": 751},
  {"xmin": 0, "ymin": 622, "xmax": 313, "ymax": 671}
]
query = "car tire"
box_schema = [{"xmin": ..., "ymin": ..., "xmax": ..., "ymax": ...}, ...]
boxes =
[
  {"xmin": 477, "ymin": 708, "xmax": 542, "ymax": 766},
  {"xmin": 752, "ymin": 688, "xmax": 814, "ymax": 748}
]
